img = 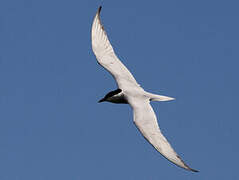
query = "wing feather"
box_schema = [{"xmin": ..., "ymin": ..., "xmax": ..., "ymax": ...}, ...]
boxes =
[
  {"xmin": 130, "ymin": 99, "xmax": 198, "ymax": 172},
  {"xmin": 91, "ymin": 6, "xmax": 140, "ymax": 89}
]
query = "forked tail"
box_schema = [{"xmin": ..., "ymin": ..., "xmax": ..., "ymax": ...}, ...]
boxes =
[{"xmin": 145, "ymin": 92, "xmax": 175, "ymax": 102}]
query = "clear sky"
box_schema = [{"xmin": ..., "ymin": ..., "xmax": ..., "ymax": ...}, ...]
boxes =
[{"xmin": 0, "ymin": 0, "xmax": 239, "ymax": 179}]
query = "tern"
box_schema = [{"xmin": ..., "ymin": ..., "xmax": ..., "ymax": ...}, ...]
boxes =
[{"xmin": 91, "ymin": 6, "xmax": 198, "ymax": 172}]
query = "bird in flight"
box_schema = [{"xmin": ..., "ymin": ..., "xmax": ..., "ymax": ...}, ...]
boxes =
[{"xmin": 91, "ymin": 6, "xmax": 198, "ymax": 172}]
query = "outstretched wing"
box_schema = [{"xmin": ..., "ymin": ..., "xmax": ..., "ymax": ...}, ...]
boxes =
[
  {"xmin": 129, "ymin": 98, "xmax": 198, "ymax": 172},
  {"xmin": 91, "ymin": 6, "xmax": 141, "ymax": 90}
]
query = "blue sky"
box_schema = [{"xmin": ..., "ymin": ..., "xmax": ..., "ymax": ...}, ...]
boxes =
[{"xmin": 1, "ymin": 0, "xmax": 239, "ymax": 179}]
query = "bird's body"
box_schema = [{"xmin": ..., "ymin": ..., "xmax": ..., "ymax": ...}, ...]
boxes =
[{"xmin": 91, "ymin": 6, "xmax": 198, "ymax": 172}]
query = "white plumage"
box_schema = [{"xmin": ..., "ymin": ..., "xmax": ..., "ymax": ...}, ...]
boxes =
[{"xmin": 91, "ymin": 6, "xmax": 198, "ymax": 172}]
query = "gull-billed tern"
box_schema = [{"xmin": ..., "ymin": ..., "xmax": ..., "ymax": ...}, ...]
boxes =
[{"xmin": 91, "ymin": 6, "xmax": 198, "ymax": 172}]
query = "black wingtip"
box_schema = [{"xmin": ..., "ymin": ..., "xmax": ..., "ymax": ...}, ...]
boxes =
[
  {"xmin": 185, "ymin": 164, "xmax": 199, "ymax": 172},
  {"xmin": 190, "ymin": 168, "xmax": 199, "ymax": 173},
  {"xmin": 176, "ymin": 155, "xmax": 199, "ymax": 173},
  {"xmin": 98, "ymin": 6, "xmax": 102, "ymax": 14}
]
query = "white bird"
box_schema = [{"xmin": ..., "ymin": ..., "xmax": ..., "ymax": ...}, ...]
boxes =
[{"xmin": 91, "ymin": 6, "xmax": 198, "ymax": 172}]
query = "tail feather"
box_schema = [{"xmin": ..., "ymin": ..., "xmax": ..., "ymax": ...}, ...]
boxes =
[{"xmin": 145, "ymin": 92, "xmax": 175, "ymax": 102}]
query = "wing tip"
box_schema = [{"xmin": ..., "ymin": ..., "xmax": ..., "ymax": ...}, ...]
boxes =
[
  {"xmin": 184, "ymin": 163, "xmax": 199, "ymax": 173},
  {"xmin": 95, "ymin": 6, "xmax": 105, "ymax": 31},
  {"xmin": 185, "ymin": 163, "xmax": 199, "ymax": 172},
  {"xmin": 176, "ymin": 155, "xmax": 199, "ymax": 172},
  {"xmin": 190, "ymin": 168, "xmax": 199, "ymax": 173},
  {"xmin": 184, "ymin": 164, "xmax": 199, "ymax": 172},
  {"xmin": 97, "ymin": 6, "xmax": 102, "ymax": 15}
]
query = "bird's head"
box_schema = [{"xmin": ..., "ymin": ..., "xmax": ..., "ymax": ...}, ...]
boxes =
[{"xmin": 98, "ymin": 89, "xmax": 127, "ymax": 104}]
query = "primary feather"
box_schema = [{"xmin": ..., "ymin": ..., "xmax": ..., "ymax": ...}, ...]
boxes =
[
  {"xmin": 128, "ymin": 97, "xmax": 198, "ymax": 172},
  {"xmin": 91, "ymin": 6, "xmax": 141, "ymax": 90}
]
